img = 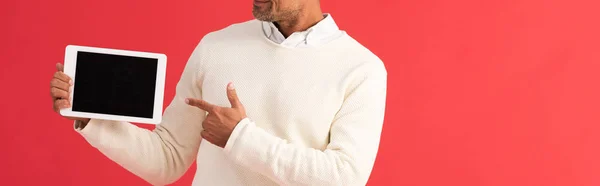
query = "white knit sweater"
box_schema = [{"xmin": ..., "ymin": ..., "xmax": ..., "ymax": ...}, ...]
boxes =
[{"xmin": 74, "ymin": 19, "xmax": 387, "ymax": 186}]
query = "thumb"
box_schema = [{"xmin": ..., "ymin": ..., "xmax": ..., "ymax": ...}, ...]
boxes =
[
  {"xmin": 226, "ymin": 82, "xmax": 242, "ymax": 108},
  {"xmin": 56, "ymin": 63, "xmax": 64, "ymax": 72}
]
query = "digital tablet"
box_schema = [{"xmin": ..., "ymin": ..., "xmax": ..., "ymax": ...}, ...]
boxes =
[{"xmin": 60, "ymin": 45, "xmax": 167, "ymax": 124}]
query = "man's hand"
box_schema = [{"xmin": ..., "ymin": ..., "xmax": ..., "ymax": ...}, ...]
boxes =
[
  {"xmin": 51, "ymin": 63, "xmax": 90, "ymax": 124},
  {"xmin": 186, "ymin": 82, "xmax": 247, "ymax": 148}
]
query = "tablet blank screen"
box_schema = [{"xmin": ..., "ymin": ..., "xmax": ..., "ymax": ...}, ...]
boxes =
[{"xmin": 72, "ymin": 51, "xmax": 158, "ymax": 119}]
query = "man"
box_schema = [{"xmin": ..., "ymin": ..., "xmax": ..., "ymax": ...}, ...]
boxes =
[{"xmin": 50, "ymin": 0, "xmax": 387, "ymax": 185}]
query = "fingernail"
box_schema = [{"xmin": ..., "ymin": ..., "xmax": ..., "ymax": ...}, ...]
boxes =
[
  {"xmin": 69, "ymin": 80, "xmax": 73, "ymax": 85},
  {"xmin": 228, "ymin": 83, "xmax": 235, "ymax": 90},
  {"xmin": 185, "ymin": 98, "xmax": 190, "ymax": 104}
]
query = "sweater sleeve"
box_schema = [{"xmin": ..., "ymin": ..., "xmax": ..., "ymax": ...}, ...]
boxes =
[
  {"xmin": 73, "ymin": 40, "xmax": 208, "ymax": 185},
  {"xmin": 223, "ymin": 62, "xmax": 388, "ymax": 186}
]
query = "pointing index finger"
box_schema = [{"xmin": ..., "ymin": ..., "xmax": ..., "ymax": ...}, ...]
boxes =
[{"xmin": 186, "ymin": 98, "xmax": 217, "ymax": 112}]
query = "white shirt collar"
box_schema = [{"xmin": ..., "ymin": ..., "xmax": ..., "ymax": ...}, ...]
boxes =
[{"xmin": 261, "ymin": 13, "xmax": 341, "ymax": 47}]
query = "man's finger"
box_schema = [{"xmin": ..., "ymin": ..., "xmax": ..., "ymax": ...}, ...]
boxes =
[
  {"xmin": 53, "ymin": 71, "xmax": 72, "ymax": 85},
  {"xmin": 200, "ymin": 130, "xmax": 209, "ymax": 139},
  {"xmin": 50, "ymin": 78, "xmax": 70, "ymax": 92},
  {"xmin": 201, "ymin": 118, "xmax": 212, "ymax": 131},
  {"xmin": 186, "ymin": 98, "xmax": 217, "ymax": 112},
  {"xmin": 226, "ymin": 82, "xmax": 242, "ymax": 108},
  {"xmin": 53, "ymin": 99, "xmax": 71, "ymax": 112},
  {"xmin": 50, "ymin": 87, "xmax": 69, "ymax": 99},
  {"xmin": 200, "ymin": 130, "xmax": 214, "ymax": 142},
  {"xmin": 56, "ymin": 63, "xmax": 64, "ymax": 72}
]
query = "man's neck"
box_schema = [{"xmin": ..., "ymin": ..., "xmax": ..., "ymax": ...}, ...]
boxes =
[{"xmin": 274, "ymin": 6, "xmax": 324, "ymax": 38}]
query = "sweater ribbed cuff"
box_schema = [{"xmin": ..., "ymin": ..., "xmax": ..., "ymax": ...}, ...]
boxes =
[{"xmin": 223, "ymin": 117, "xmax": 251, "ymax": 154}]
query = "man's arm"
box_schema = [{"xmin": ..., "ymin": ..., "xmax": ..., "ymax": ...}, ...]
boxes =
[
  {"xmin": 73, "ymin": 41, "xmax": 207, "ymax": 185},
  {"xmin": 223, "ymin": 62, "xmax": 388, "ymax": 186}
]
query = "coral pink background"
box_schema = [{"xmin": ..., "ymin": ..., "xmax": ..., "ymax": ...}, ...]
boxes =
[{"xmin": 1, "ymin": 0, "xmax": 599, "ymax": 185}]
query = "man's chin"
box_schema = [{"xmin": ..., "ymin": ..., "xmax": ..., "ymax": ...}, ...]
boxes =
[{"xmin": 252, "ymin": 11, "xmax": 274, "ymax": 21}]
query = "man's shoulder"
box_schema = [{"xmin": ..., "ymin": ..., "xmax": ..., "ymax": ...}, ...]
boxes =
[
  {"xmin": 338, "ymin": 34, "xmax": 378, "ymax": 58},
  {"xmin": 201, "ymin": 19, "xmax": 261, "ymax": 44},
  {"xmin": 186, "ymin": 19, "xmax": 260, "ymax": 67},
  {"xmin": 333, "ymin": 34, "xmax": 386, "ymax": 73}
]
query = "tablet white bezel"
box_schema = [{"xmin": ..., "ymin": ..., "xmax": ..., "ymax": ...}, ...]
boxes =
[{"xmin": 60, "ymin": 45, "xmax": 167, "ymax": 124}]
